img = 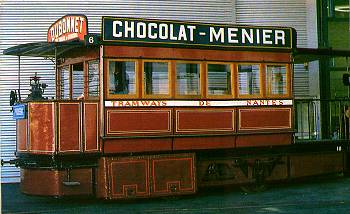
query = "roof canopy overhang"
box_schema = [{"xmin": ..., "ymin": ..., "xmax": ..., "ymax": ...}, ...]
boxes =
[
  {"xmin": 3, "ymin": 41, "xmax": 85, "ymax": 58},
  {"xmin": 293, "ymin": 48, "xmax": 350, "ymax": 64}
]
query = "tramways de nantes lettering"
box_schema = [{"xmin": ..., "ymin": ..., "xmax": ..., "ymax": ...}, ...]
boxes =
[{"xmin": 106, "ymin": 100, "xmax": 289, "ymax": 107}]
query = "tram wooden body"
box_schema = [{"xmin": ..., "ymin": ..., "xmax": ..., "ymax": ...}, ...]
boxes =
[{"xmin": 4, "ymin": 15, "xmax": 347, "ymax": 199}]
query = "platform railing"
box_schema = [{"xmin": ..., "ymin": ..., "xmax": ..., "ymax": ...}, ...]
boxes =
[{"xmin": 294, "ymin": 98, "xmax": 350, "ymax": 142}]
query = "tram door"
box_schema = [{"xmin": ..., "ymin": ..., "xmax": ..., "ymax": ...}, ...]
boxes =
[
  {"xmin": 57, "ymin": 61, "xmax": 99, "ymax": 153},
  {"xmin": 59, "ymin": 63, "xmax": 84, "ymax": 100},
  {"xmin": 72, "ymin": 63, "xmax": 84, "ymax": 99}
]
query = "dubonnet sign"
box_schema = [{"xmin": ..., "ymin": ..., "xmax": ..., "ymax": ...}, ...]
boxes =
[
  {"xmin": 47, "ymin": 14, "xmax": 88, "ymax": 42},
  {"xmin": 102, "ymin": 17, "xmax": 295, "ymax": 49}
]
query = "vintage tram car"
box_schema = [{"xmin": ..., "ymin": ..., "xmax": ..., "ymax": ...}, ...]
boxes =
[{"xmin": 3, "ymin": 15, "xmax": 349, "ymax": 199}]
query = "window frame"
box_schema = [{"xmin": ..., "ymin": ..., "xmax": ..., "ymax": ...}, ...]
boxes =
[
  {"xmin": 236, "ymin": 63, "xmax": 263, "ymax": 98},
  {"xmin": 57, "ymin": 64, "xmax": 71, "ymax": 100},
  {"xmin": 142, "ymin": 59, "xmax": 171, "ymax": 99},
  {"xmin": 71, "ymin": 63, "xmax": 85, "ymax": 100},
  {"xmin": 206, "ymin": 62, "xmax": 234, "ymax": 99},
  {"xmin": 86, "ymin": 59, "xmax": 100, "ymax": 100},
  {"xmin": 174, "ymin": 60, "xmax": 202, "ymax": 99},
  {"xmin": 106, "ymin": 59, "xmax": 139, "ymax": 99},
  {"xmin": 265, "ymin": 63, "xmax": 291, "ymax": 98}
]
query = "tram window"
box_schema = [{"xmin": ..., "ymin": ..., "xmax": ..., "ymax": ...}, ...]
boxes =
[
  {"xmin": 59, "ymin": 65, "xmax": 70, "ymax": 99},
  {"xmin": 144, "ymin": 61, "xmax": 169, "ymax": 95},
  {"xmin": 176, "ymin": 62, "xmax": 200, "ymax": 96},
  {"xmin": 109, "ymin": 61, "xmax": 136, "ymax": 95},
  {"xmin": 72, "ymin": 63, "xmax": 84, "ymax": 99},
  {"xmin": 266, "ymin": 65, "xmax": 287, "ymax": 95},
  {"xmin": 238, "ymin": 64, "xmax": 261, "ymax": 96},
  {"xmin": 88, "ymin": 60, "xmax": 99, "ymax": 97},
  {"xmin": 207, "ymin": 64, "xmax": 231, "ymax": 96}
]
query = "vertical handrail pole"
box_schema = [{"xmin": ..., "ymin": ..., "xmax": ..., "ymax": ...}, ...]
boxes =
[
  {"xmin": 18, "ymin": 55, "xmax": 21, "ymax": 101},
  {"xmin": 308, "ymin": 101, "xmax": 311, "ymax": 139},
  {"xmin": 300, "ymin": 102, "xmax": 304, "ymax": 139},
  {"xmin": 55, "ymin": 46, "xmax": 58, "ymax": 99}
]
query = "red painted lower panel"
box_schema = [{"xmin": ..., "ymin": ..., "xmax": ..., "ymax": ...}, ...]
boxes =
[
  {"xmin": 84, "ymin": 103, "xmax": 99, "ymax": 152},
  {"xmin": 59, "ymin": 103, "xmax": 80, "ymax": 153},
  {"xmin": 173, "ymin": 136, "xmax": 235, "ymax": 150},
  {"xmin": 106, "ymin": 109, "xmax": 172, "ymax": 136},
  {"xmin": 20, "ymin": 168, "xmax": 93, "ymax": 196},
  {"xmin": 175, "ymin": 109, "xmax": 234, "ymax": 134},
  {"xmin": 17, "ymin": 119, "xmax": 27, "ymax": 152},
  {"xmin": 290, "ymin": 152, "xmax": 344, "ymax": 178},
  {"xmin": 29, "ymin": 103, "xmax": 55, "ymax": 154},
  {"xmin": 236, "ymin": 134, "xmax": 292, "ymax": 147},
  {"xmin": 98, "ymin": 154, "xmax": 196, "ymax": 199},
  {"xmin": 104, "ymin": 138, "xmax": 172, "ymax": 154},
  {"xmin": 151, "ymin": 154, "xmax": 196, "ymax": 196},
  {"xmin": 96, "ymin": 158, "xmax": 109, "ymax": 199},
  {"xmin": 239, "ymin": 108, "xmax": 292, "ymax": 131},
  {"xmin": 107, "ymin": 157, "xmax": 149, "ymax": 199}
]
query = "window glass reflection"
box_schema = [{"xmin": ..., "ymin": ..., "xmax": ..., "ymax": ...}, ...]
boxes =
[
  {"xmin": 144, "ymin": 62, "xmax": 169, "ymax": 95},
  {"xmin": 176, "ymin": 63, "xmax": 200, "ymax": 96},
  {"xmin": 109, "ymin": 61, "xmax": 136, "ymax": 95},
  {"xmin": 208, "ymin": 64, "xmax": 231, "ymax": 95},
  {"xmin": 238, "ymin": 64, "xmax": 260, "ymax": 95},
  {"xmin": 88, "ymin": 60, "xmax": 99, "ymax": 97},
  {"xmin": 59, "ymin": 65, "xmax": 70, "ymax": 99},
  {"xmin": 267, "ymin": 65, "xmax": 287, "ymax": 95}
]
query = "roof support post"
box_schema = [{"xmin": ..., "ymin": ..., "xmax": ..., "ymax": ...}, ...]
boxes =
[
  {"xmin": 317, "ymin": 0, "xmax": 331, "ymax": 139},
  {"xmin": 18, "ymin": 56, "xmax": 21, "ymax": 101},
  {"xmin": 55, "ymin": 45, "xmax": 58, "ymax": 99}
]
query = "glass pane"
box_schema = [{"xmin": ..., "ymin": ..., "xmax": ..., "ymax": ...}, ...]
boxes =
[
  {"xmin": 238, "ymin": 64, "xmax": 260, "ymax": 95},
  {"xmin": 88, "ymin": 60, "xmax": 99, "ymax": 97},
  {"xmin": 176, "ymin": 63, "xmax": 200, "ymax": 95},
  {"xmin": 109, "ymin": 61, "xmax": 136, "ymax": 95},
  {"xmin": 144, "ymin": 62, "xmax": 169, "ymax": 95},
  {"xmin": 208, "ymin": 64, "xmax": 231, "ymax": 95},
  {"xmin": 60, "ymin": 65, "xmax": 70, "ymax": 99},
  {"xmin": 72, "ymin": 63, "xmax": 84, "ymax": 99},
  {"xmin": 267, "ymin": 65, "xmax": 287, "ymax": 95}
]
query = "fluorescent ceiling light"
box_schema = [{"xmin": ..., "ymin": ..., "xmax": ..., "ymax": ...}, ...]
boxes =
[{"xmin": 335, "ymin": 5, "xmax": 350, "ymax": 12}]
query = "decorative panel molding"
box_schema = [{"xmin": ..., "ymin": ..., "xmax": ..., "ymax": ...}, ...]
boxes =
[
  {"xmin": 239, "ymin": 108, "xmax": 292, "ymax": 131},
  {"xmin": 176, "ymin": 109, "xmax": 235, "ymax": 134},
  {"xmin": 106, "ymin": 109, "xmax": 172, "ymax": 135},
  {"xmin": 28, "ymin": 102, "xmax": 55, "ymax": 154}
]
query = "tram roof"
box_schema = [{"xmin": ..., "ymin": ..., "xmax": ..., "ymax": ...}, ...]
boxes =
[
  {"xmin": 3, "ymin": 41, "xmax": 85, "ymax": 58},
  {"xmin": 4, "ymin": 40, "xmax": 350, "ymax": 64},
  {"xmin": 293, "ymin": 48, "xmax": 350, "ymax": 63}
]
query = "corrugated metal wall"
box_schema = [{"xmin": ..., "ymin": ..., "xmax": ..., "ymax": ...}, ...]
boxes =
[
  {"xmin": 235, "ymin": 0, "xmax": 317, "ymax": 97},
  {"xmin": 0, "ymin": 0, "xmax": 316, "ymax": 183}
]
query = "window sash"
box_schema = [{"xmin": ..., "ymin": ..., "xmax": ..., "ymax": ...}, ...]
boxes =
[
  {"xmin": 267, "ymin": 65, "xmax": 287, "ymax": 95},
  {"xmin": 238, "ymin": 64, "xmax": 261, "ymax": 96},
  {"xmin": 88, "ymin": 60, "xmax": 100, "ymax": 97},
  {"xmin": 144, "ymin": 61, "xmax": 169, "ymax": 95},
  {"xmin": 72, "ymin": 65, "xmax": 84, "ymax": 99},
  {"xmin": 176, "ymin": 62, "xmax": 200, "ymax": 96},
  {"xmin": 109, "ymin": 61, "xmax": 136, "ymax": 95},
  {"xmin": 59, "ymin": 65, "xmax": 70, "ymax": 99},
  {"xmin": 207, "ymin": 63, "xmax": 231, "ymax": 96}
]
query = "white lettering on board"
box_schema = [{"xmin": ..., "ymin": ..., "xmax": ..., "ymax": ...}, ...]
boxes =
[{"xmin": 209, "ymin": 27, "xmax": 225, "ymax": 43}]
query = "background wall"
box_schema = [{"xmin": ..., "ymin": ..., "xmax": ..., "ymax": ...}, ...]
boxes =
[{"xmin": 0, "ymin": 0, "xmax": 316, "ymax": 183}]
